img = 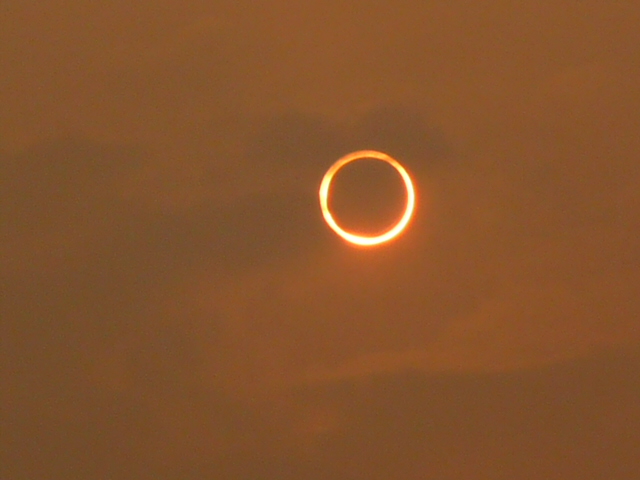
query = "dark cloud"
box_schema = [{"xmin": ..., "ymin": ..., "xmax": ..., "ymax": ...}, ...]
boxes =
[
  {"xmin": 248, "ymin": 106, "xmax": 448, "ymax": 181},
  {"xmin": 353, "ymin": 105, "xmax": 451, "ymax": 169},
  {"xmin": 0, "ymin": 135, "xmax": 336, "ymax": 277},
  {"xmin": 0, "ymin": 136, "xmax": 334, "ymax": 419}
]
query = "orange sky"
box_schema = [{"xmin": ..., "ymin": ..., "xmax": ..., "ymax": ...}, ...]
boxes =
[{"xmin": 2, "ymin": 2, "xmax": 640, "ymax": 478}]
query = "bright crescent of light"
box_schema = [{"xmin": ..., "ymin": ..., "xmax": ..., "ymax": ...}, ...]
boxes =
[{"xmin": 319, "ymin": 150, "xmax": 416, "ymax": 247}]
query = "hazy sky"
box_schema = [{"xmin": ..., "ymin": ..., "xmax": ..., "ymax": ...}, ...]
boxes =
[{"xmin": 2, "ymin": 2, "xmax": 639, "ymax": 479}]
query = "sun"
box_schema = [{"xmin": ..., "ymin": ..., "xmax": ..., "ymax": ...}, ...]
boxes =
[{"xmin": 319, "ymin": 150, "xmax": 416, "ymax": 247}]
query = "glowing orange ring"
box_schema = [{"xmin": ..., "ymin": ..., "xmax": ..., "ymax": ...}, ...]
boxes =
[{"xmin": 319, "ymin": 150, "xmax": 416, "ymax": 246}]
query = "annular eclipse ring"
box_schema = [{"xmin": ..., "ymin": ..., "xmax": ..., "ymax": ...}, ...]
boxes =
[{"xmin": 319, "ymin": 150, "xmax": 416, "ymax": 246}]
